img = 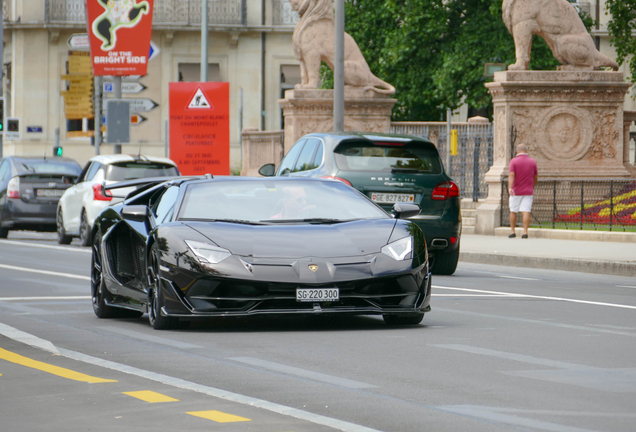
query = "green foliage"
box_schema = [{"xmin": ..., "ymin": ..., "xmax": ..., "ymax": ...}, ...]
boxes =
[
  {"xmin": 605, "ymin": 0, "xmax": 636, "ymax": 83},
  {"xmin": 326, "ymin": 0, "xmax": 597, "ymax": 121}
]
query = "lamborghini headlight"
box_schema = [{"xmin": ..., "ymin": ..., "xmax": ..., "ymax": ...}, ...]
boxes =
[
  {"xmin": 184, "ymin": 240, "xmax": 232, "ymax": 264},
  {"xmin": 381, "ymin": 236, "xmax": 412, "ymax": 261}
]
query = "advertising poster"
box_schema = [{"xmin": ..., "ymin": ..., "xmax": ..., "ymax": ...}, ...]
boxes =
[
  {"xmin": 169, "ymin": 82, "xmax": 230, "ymax": 176},
  {"xmin": 85, "ymin": 0, "xmax": 155, "ymax": 76}
]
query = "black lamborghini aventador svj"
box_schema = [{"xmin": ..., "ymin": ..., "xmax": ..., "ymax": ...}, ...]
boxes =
[{"xmin": 91, "ymin": 176, "xmax": 432, "ymax": 329}]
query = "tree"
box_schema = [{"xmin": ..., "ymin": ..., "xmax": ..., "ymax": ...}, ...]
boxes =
[
  {"xmin": 322, "ymin": 0, "xmax": 594, "ymax": 121},
  {"xmin": 605, "ymin": 0, "xmax": 636, "ymax": 83}
]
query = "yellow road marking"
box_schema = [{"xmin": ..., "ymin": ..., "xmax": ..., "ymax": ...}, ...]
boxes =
[
  {"xmin": 0, "ymin": 347, "xmax": 116, "ymax": 383},
  {"xmin": 186, "ymin": 410, "xmax": 251, "ymax": 423},
  {"xmin": 123, "ymin": 390, "xmax": 179, "ymax": 403}
]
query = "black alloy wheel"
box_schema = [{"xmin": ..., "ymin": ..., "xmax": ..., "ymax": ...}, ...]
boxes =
[
  {"xmin": 56, "ymin": 208, "xmax": 73, "ymax": 245},
  {"xmin": 79, "ymin": 211, "xmax": 92, "ymax": 247},
  {"xmin": 147, "ymin": 246, "xmax": 177, "ymax": 330},
  {"xmin": 91, "ymin": 231, "xmax": 115, "ymax": 318},
  {"xmin": 383, "ymin": 313, "xmax": 425, "ymax": 326}
]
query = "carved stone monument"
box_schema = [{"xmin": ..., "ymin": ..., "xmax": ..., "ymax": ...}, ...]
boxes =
[
  {"xmin": 475, "ymin": 0, "xmax": 634, "ymax": 235},
  {"xmin": 280, "ymin": 88, "xmax": 396, "ymax": 153},
  {"xmin": 278, "ymin": 0, "xmax": 397, "ymax": 153}
]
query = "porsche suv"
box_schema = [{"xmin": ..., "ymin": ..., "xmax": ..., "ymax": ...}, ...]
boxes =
[{"xmin": 259, "ymin": 132, "xmax": 461, "ymax": 275}]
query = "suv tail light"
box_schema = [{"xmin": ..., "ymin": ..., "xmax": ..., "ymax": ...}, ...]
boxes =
[
  {"xmin": 321, "ymin": 176, "xmax": 352, "ymax": 186},
  {"xmin": 7, "ymin": 177, "xmax": 20, "ymax": 199},
  {"xmin": 92, "ymin": 184, "xmax": 113, "ymax": 201},
  {"xmin": 432, "ymin": 181, "xmax": 460, "ymax": 200}
]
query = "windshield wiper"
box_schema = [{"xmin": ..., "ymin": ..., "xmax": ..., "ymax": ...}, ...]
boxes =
[
  {"xmin": 391, "ymin": 167, "xmax": 431, "ymax": 173},
  {"xmin": 262, "ymin": 218, "xmax": 346, "ymax": 224},
  {"xmin": 182, "ymin": 218, "xmax": 264, "ymax": 225},
  {"xmin": 22, "ymin": 163, "xmax": 36, "ymax": 172}
]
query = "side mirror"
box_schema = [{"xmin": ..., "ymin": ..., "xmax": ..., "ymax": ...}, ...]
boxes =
[
  {"xmin": 122, "ymin": 205, "xmax": 149, "ymax": 222},
  {"xmin": 392, "ymin": 203, "xmax": 421, "ymax": 219},
  {"xmin": 258, "ymin": 163, "xmax": 276, "ymax": 177}
]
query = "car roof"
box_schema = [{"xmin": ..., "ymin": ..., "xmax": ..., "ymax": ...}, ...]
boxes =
[
  {"xmin": 87, "ymin": 154, "xmax": 177, "ymax": 166},
  {"xmin": 299, "ymin": 131, "xmax": 434, "ymax": 146},
  {"xmin": 6, "ymin": 156, "xmax": 79, "ymax": 163}
]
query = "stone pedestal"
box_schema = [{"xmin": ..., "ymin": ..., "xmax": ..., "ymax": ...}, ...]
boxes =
[
  {"xmin": 475, "ymin": 70, "xmax": 633, "ymax": 234},
  {"xmin": 279, "ymin": 88, "xmax": 397, "ymax": 153}
]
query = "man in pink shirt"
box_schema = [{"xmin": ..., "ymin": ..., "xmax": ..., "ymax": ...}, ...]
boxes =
[{"xmin": 508, "ymin": 144, "xmax": 538, "ymax": 238}]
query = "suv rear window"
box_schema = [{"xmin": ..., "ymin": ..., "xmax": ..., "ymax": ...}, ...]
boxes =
[
  {"xmin": 334, "ymin": 141, "xmax": 442, "ymax": 174},
  {"xmin": 16, "ymin": 159, "xmax": 81, "ymax": 176},
  {"xmin": 105, "ymin": 162, "xmax": 179, "ymax": 181}
]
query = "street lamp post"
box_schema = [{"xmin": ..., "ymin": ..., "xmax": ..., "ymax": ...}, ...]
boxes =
[{"xmin": 333, "ymin": 0, "xmax": 344, "ymax": 132}]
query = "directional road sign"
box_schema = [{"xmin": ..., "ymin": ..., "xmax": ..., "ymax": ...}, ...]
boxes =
[
  {"xmin": 126, "ymin": 98, "xmax": 158, "ymax": 112},
  {"xmin": 103, "ymin": 82, "xmax": 147, "ymax": 94},
  {"xmin": 67, "ymin": 33, "xmax": 90, "ymax": 50}
]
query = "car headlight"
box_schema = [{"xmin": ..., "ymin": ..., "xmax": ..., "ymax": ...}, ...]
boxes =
[
  {"xmin": 381, "ymin": 236, "xmax": 412, "ymax": 261},
  {"xmin": 184, "ymin": 240, "xmax": 232, "ymax": 264}
]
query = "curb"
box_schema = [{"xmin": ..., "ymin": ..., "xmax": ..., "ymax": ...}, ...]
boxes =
[
  {"xmin": 493, "ymin": 227, "xmax": 636, "ymax": 243},
  {"xmin": 459, "ymin": 251, "xmax": 636, "ymax": 277}
]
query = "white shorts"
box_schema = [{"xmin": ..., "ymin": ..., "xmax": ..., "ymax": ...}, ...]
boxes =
[{"xmin": 509, "ymin": 195, "xmax": 533, "ymax": 213}]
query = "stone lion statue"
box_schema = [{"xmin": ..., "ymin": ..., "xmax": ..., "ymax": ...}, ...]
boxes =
[
  {"xmin": 290, "ymin": 0, "xmax": 395, "ymax": 94},
  {"xmin": 503, "ymin": 0, "xmax": 618, "ymax": 71}
]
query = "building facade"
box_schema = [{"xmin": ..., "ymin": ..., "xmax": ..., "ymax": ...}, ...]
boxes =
[{"xmin": 1, "ymin": 0, "xmax": 301, "ymax": 170}]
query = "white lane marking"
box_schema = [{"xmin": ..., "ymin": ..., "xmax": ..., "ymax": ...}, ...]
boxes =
[
  {"xmin": 436, "ymin": 405, "xmax": 600, "ymax": 432},
  {"xmin": 0, "ymin": 296, "xmax": 90, "ymax": 301},
  {"xmin": 432, "ymin": 294, "xmax": 511, "ymax": 297},
  {"xmin": 0, "ymin": 264, "xmax": 90, "ymax": 281},
  {"xmin": 97, "ymin": 326, "xmax": 203, "ymax": 350},
  {"xmin": 499, "ymin": 275, "xmax": 540, "ymax": 281},
  {"xmin": 229, "ymin": 357, "xmax": 376, "ymax": 389},
  {"xmin": 617, "ymin": 286, "xmax": 636, "ymax": 289},
  {"xmin": 0, "ymin": 322, "xmax": 60, "ymax": 354},
  {"xmin": 0, "ymin": 323, "xmax": 381, "ymax": 432},
  {"xmin": 0, "ymin": 240, "xmax": 90, "ymax": 254},
  {"xmin": 433, "ymin": 285, "xmax": 636, "ymax": 310}
]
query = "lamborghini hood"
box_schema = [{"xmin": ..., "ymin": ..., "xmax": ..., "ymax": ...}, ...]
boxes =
[{"xmin": 183, "ymin": 219, "xmax": 397, "ymax": 259}]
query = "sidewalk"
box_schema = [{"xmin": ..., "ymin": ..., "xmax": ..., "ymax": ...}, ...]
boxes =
[{"xmin": 459, "ymin": 228, "xmax": 636, "ymax": 277}]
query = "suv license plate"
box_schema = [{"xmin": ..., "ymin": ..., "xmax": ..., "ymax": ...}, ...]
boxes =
[
  {"xmin": 371, "ymin": 193, "xmax": 414, "ymax": 203},
  {"xmin": 36, "ymin": 189, "xmax": 64, "ymax": 197},
  {"xmin": 296, "ymin": 288, "xmax": 339, "ymax": 302}
]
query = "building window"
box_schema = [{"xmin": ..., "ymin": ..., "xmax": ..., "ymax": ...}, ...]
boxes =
[{"xmin": 178, "ymin": 63, "xmax": 222, "ymax": 82}]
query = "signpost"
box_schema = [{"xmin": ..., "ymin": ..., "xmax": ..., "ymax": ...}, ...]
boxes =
[{"xmin": 169, "ymin": 82, "xmax": 230, "ymax": 175}]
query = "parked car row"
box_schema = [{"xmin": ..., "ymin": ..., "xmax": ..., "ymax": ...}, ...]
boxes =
[{"xmin": 0, "ymin": 154, "xmax": 179, "ymax": 243}]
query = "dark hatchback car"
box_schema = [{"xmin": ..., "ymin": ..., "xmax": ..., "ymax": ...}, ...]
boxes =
[
  {"xmin": 260, "ymin": 132, "xmax": 461, "ymax": 274},
  {"xmin": 0, "ymin": 156, "xmax": 82, "ymax": 238}
]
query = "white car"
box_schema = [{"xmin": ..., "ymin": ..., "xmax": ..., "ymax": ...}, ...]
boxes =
[{"xmin": 56, "ymin": 154, "xmax": 180, "ymax": 246}]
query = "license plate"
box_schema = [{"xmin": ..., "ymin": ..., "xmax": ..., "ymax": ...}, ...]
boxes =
[
  {"xmin": 371, "ymin": 193, "xmax": 414, "ymax": 203},
  {"xmin": 296, "ymin": 288, "xmax": 339, "ymax": 302},
  {"xmin": 36, "ymin": 189, "xmax": 64, "ymax": 197}
]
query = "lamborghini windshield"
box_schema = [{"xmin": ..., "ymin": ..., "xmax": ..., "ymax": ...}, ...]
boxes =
[{"xmin": 178, "ymin": 179, "xmax": 389, "ymax": 223}]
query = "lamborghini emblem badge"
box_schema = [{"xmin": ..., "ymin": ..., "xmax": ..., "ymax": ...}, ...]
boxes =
[{"xmin": 308, "ymin": 265, "xmax": 319, "ymax": 272}]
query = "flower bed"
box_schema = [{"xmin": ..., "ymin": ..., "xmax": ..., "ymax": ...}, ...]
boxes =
[{"xmin": 555, "ymin": 181, "xmax": 636, "ymax": 226}]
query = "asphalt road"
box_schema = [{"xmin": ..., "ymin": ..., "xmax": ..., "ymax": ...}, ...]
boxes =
[{"xmin": 1, "ymin": 232, "xmax": 636, "ymax": 432}]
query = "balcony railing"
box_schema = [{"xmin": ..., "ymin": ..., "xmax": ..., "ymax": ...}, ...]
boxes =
[
  {"xmin": 45, "ymin": 0, "xmax": 246, "ymax": 26},
  {"xmin": 272, "ymin": 0, "xmax": 299, "ymax": 25}
]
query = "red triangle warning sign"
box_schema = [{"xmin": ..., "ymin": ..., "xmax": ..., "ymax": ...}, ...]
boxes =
[{"xmin": 188, "ymin": 88, "xmax": 213, "ymax": 109}]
